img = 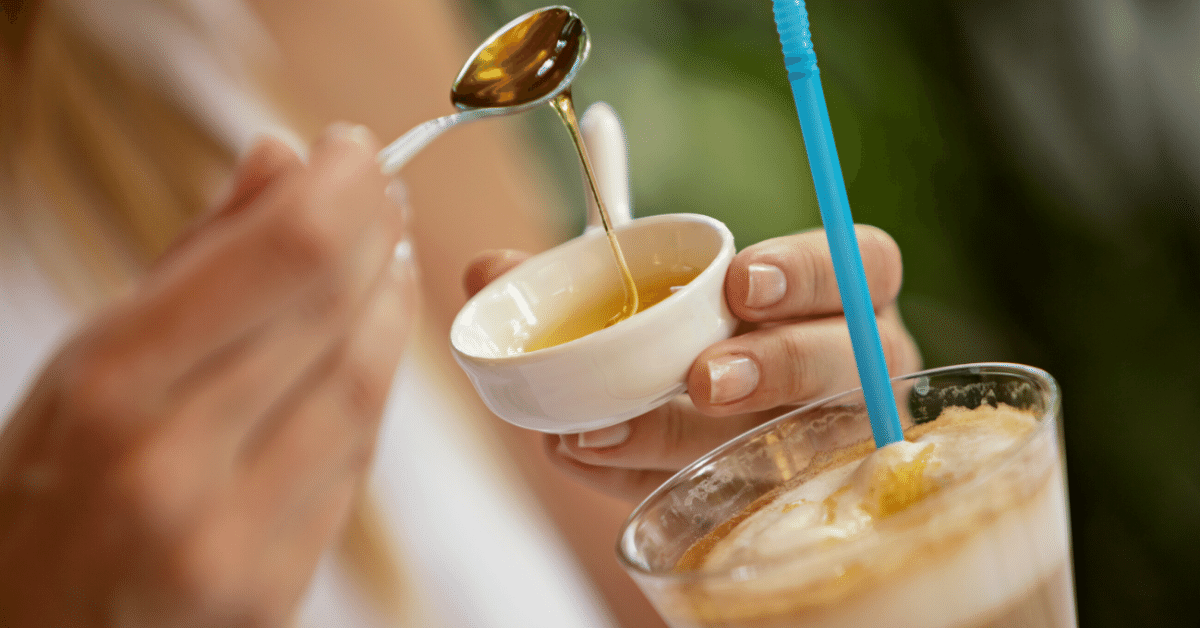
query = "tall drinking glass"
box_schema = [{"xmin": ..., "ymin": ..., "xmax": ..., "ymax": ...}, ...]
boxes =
[{"xmin": 617, "ymin": 363, "xmax": 1076, "ymax": 628}]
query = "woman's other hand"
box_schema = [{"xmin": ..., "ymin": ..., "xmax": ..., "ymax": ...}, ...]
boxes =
[
  {"xmin": 464, "ymin": 226, "xmax": 920, "ymax": 503},
  {"xmin": 0, "ymin": 124, "xmax": 415, "ymax": 626}
]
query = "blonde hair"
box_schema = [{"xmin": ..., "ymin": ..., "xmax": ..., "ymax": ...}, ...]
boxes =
[
  {"xmin": 0, "ymin": 1, "xmax": 408, "ymax": 621},
  {"xmin": 2, "ymin": 1, "xmax": 234, "ymax": 305}
]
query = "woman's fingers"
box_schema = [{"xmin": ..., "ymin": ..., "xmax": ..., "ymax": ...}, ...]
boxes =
[
  {"xmin": 542, "ymin": 436, "xmax": 677, "ymax": 504},
  {"xmin": 548, "ymin": 309, "xmax": 920, "ymax": 501},
  {"xmin": 463, "ymin": 249, "xmax": 531, "ymax": 297},
  {"xmin": 153, "ymin": 137, "xmax": 303, "ymax": 269},
  {"xmin": 554, "ymin": 398, "xmax": 774, "ymax": 472},
  {"xmin": 0, "ymin": 125, "xmax": 416, "ymax": 626},
  {"xmin": 234, "ymin": 266, "xmax": 413, "ymax": 621},
  {"xmin": 687, "ymin": 305, "xmax": 922, "ymax": 417},
  {"xmin": 216, "ymin": 137, "xmax": 304, "ymax": 219},
  {"xmin": 462, "ymin": 227, "xmax": 900, "ymax": 317},
  {"xmin": 236, "ymin": 255, "xmax": 415, "ymax": 529},
  {"xmin": 86, "ymin": 124, "xmax": 395, "ymax": 416},
  {"xmin": 464, "ymin": 228, "xmax": 913, "ymax": 504},
  {"xmin": 172, "ymin": 186, "xmax": 406, "ymax": 458},
  {"xmin": 725, "ymin": 225, "xmax": 903, "ymax": 323},
  {"xmin": 254, "ymin": 474, "xmax": 360, "ymax": 625},
  {"xmin": 165, "ymin": 264, "xmax": 415, "ymax": 624}
]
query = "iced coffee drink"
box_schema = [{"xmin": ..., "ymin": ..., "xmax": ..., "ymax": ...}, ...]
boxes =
[{"xmin": 618, "ymin": 364, "xmax": 1076, "ymax": 628}]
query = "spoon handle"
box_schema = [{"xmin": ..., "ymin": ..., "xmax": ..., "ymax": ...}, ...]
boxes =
[
  {"xmin": 377, "ymin": 110, "xmax": 485, "ymax": 174},
  {"xmin": 579, "ymin": 102, "xmax": 633, "ymax": 233}
]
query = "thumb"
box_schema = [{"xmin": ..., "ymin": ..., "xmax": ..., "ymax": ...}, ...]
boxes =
[
  {"xmin": 462, "ymin": 249, "xmax": 531, "ymax": 297},
  {"xmin": 150, "ymin": 136, "xmax": 302, "ymax": 273},
  {"xmin": 209, "ymin": 136, "xmax": 305, "ymax": 219}
]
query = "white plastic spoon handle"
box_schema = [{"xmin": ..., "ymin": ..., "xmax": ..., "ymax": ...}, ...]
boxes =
[
  {"xmin": 378, "ymin": 109, "xmax": 489, "ymax": 175},
  {"xmin": 579, "ymin": 102, "xmax": 633, "ymax": 232}
]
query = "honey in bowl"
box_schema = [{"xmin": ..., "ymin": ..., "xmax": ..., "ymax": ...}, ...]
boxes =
[{"xmin": 522, "ymin": 265, "xmax": 702, "ymax": 352}]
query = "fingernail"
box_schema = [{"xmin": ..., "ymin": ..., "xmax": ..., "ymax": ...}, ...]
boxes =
[
  {"xmin": 745, "ymin": 263, "xmax": 787, "ymax": 309},
  {"xmin": 576, "ymin": 422, "xmax": 632, "ymax": 449},
  {"xmin": 391, "ymin": 238, "xmax": 417, "ymax": 281},
  {"xmin": 708, "ymin": 355, "xmax": 759, "ymax": 405},
  {"xmin": 325, "ymin": 122, "xmax": 374, "ymax": 150},
  {"xmin": 555, "ymin": 437, "xmax": 571, "ymax": 458},
  {"xmin": 393, "ymin": 239, "xmax": 414, "ymax": 263}
]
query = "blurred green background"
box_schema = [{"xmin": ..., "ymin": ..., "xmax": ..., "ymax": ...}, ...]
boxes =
[{"xmin": 467, "ymin": 1, "xmax": 1199, "ymax": 626}]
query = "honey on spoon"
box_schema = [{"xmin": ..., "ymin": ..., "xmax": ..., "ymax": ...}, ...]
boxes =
[{"xmin": 378, "ymin": 5, "xmax": 640, "ymax": 326}]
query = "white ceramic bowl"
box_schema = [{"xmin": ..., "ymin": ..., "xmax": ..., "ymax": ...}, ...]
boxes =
[{"xmin": 450, "ymin": 213, "xmax": 738, "ymax": 433}]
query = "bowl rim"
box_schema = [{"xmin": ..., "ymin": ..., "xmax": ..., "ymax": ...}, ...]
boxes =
[{"xmin": 450, "ymin": 213, "xmax": 736, "ymax": 364}]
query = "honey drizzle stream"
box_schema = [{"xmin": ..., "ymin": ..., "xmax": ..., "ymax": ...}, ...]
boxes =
[{"xmin": 550, "ymin": 90, "xmax": 639, "ymax": 324}]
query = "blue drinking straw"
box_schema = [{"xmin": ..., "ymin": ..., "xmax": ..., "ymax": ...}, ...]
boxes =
[{"xmin": 771, "ymin": 0, "xmax": 904, "ymax": 448}]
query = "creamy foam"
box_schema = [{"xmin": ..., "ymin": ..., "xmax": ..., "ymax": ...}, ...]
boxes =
[
  {"xmin": 668, "ymin": 404, "xmax": 1075, "ymax": 628},
  {"xmin": 702, "ymin": 405, "xmax": 1037, "ymax": 571}
]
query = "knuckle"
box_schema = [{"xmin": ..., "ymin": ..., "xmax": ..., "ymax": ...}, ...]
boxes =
[
  {"xmin": 879, "ymin": 327, "xmax": 902, "ymax": 373},
  {"xmin": 653, "ymin": 402, "xmax": 687, "ymax": 461},
  {"xmin": 339, "ymin": 359, "xmax": 391, "ymax": 424},
  {"xmin": 879, "ymin": 325, "xmax": 906, "ymax": 374},
  {"xmin": 262, "ymin": 198, "xmax": 342, "ymax": 277},
  {"xmin": 777, "ymin": 331, "xmax": 820, "ymax": 402},
  {"xmin": 106, "ymin": 443, "xmax": 195, "ymax": 538},
  {"xmin": 857, "ymin": 225, "xmax": 904, "ymax": 301},
  {"xmin": 109, "ymin": 455, "xmax": 171, "ymax": 531},
  {"xmin": 880, "ymin": 324, "xmax": 919, "ymax": 375},
  {"xmin": 796, "ymin": 244, "xmax": 827, "ymax": 313},
  {"xmin": 59, "ymin": 340, "xmax": 143, "ymax": 439},
  {"xmin": 311, "ymin": 152, "xmax": 384, "ymax": 217},
  {"xmin": 300, "ymin": 279, "xmax": 350, "ymax": 324}
]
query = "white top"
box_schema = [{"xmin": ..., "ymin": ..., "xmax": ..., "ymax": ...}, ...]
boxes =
[{"xmin": 0, "ymin": 247, "xmax": 75, "ymax": 422}]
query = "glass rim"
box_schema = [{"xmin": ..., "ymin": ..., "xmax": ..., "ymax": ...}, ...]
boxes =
[{"xmin": 614, "ymin": 361, "xmax": 1062, "ymax": 583}]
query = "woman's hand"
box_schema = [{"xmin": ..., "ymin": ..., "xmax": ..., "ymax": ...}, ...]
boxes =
[
  {"xmin": 0, "ymin": 124, "xmax": 415, "ymax": 626},
  {"xmin": 464, "ymin": 226, "xmax": 920, "ymax": 503}
]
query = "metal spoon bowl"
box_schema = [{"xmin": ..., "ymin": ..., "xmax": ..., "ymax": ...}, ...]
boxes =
[{"xmin": 378, "ymin": 5, "xmax": 588, "ymax": 174}]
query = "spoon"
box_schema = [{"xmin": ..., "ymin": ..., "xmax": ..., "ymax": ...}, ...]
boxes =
[
  {"xmin": 379, "ymin": 5, "xmax": 640, "ymax": 324},
  {"xmin": 377, "ymin": 5, "xmax": 588, "ymax": 174}
]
